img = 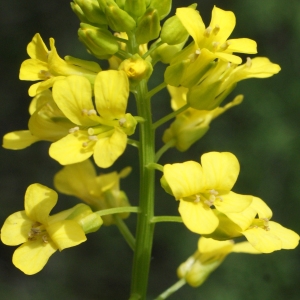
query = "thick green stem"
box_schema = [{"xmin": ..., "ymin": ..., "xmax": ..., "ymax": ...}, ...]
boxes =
[{"xmin": 129, "ymin": 79, "xmax": 156, "ymax": 299}]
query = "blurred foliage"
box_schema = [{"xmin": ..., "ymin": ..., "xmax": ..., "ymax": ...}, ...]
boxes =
[{"xmin": 0, "ymin": 0, "xmax": 300, "ymax": 299}]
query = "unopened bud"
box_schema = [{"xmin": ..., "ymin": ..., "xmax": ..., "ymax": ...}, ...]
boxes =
[
  {"xmin": 78, "ymin": 23, "xmax": 119, "ymax": 59},
  {"xmin": 164, "ymin": 59, "xmax": 190, "ymax": 86},
  {"xmin": 74, "ymin": 0, "xmax": 107, "ymax": 25},
  {"xmin": 135, "ymin": 8, "xmax": 161, "ymax": 44},
  {"xmin": 124, "ymin": 0, "xmax": 147, "ymax": 19},
  {"xmin": 149, "ymin": 0, "xmax": 171, "ymax": 20}
]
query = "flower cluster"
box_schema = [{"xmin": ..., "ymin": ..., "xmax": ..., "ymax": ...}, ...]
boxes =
[{"xmin": 1, "ymin": 2, "xmax": 298, "ymax": 297}]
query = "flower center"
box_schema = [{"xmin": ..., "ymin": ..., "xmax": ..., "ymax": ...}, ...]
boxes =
[
  {"xmin": 28, "ymin": 222, "xmax": 48, "ymax": 243},
  {"xmin": 192, "ymin": 189, "xmax": 223, "ymax": 207},
  {"xmin": 249, "ymin": 218, "xmax": 270, "ymax": 231}
]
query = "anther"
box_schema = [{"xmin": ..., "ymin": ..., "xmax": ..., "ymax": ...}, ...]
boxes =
[
  {"xmin": 220, "ymin": 41, "xmax": 231, "ymax": 51},
  {"xmin": 119, "ymin": 118, "xmax": 126, "ymax": 126},
  {"xmin": 88, "ymin": 135, "xmax": 98, "ymax": 141},
  {"xmin": 82, "ymin": 109, "xmax": 88, "ymax": 115},
  {"xmin": 195, "ymin": 49, "xmax": 201, "ymax": 56},
  {"xmin": 246, "ymin": 57, "xmax": 252, "ymax": 68},
  {"xmin": 212, "ymin": 41, "xmax": 220, "ymax": 51},
  {"xmin": 212, "ymin": 25, "xmax": 220, "ymax": 35},
  {"xmin": 88, "ymin": 109, "xmax": 97, "ymax": 116},
  {"xmin": 204, "ymin": 199, "xmax": 214, "ymax": 207},
  {"xmin": 42, "ymin": 235, "xmax": 49, "ymax": 243},
  {"xmin": 204, "ymin": 26, "xmax": 212, "ymax": 37},
  {"xmin": 194, "ymin": 195, "xmax": 201, "ymax": 203},
  {"xmin": 69, "ymin": 126, "xmax": 79, "ymax": 134}
]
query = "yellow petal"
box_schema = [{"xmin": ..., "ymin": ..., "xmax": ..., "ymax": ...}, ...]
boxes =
[
  {"xmin": 26, "ymin": 33, "xmax": 49, "ymax": 61},
  {"xmin": 176, "ymin": 8, "xmax": 205, "ymax": 47},
  {"xmin": 54, "ymin": 160, "xmax": 98, "ymax": 203},
  {"xmin": 94, "ymin": 70, "xmax": 129, "ymax": 120},
  {"xmin": 268, "ymin": 221, "xmax": 299, "ymax": 250},
  {"xmin": 163, "ymin": 161, "xmax": 204, "ymax": 199},
  {"xmin": 2, "ymin": 131, "xmax": 40, "ymax": 149},
  {"xmin": 93, "ymin": 128, "xmax": 127, "ymax": 168},
  {"xmin": 232, "ymin": 241, "xmax": 262, "ymax": 254},
  {"xmin": 242, "ymin": 227, "xmax": 282, "ymax": 253},
  {"xmin": 49, "ymin": 133, "xmax": 94, "ymax": 165},
  {"xmin": 251, "ymin": 197, "xmax": 272, "ymax": 219},
  {"xmin": 209, "ymin": 6, "xmax": 235, "ymax": 43},
  {"xmin": 226, "ymin": 38, "xmax": 257, "ymax": 54},
  {"xmin": 19, "ymin": 59, "xmax": 48, "ymax": 80},
  {"xmin": 216, "ymin": 192, "xmax": 252, "ymax": 213},
  {"xmin": 25, "ymin": 183, "xmax": 58, "ymax": 224},
  {"xmin": 46, "ymin": 220, "xmax": 86, "ymax": 251},
  {"xmin": 1, "ymin": 211, "xmax": 32, "ymax": 246},
  {"xmin": 52, "ymin": 76, "xmax": 97, "ymax": 126},
  {"xmin": 201, "ymin": 152, "xmax": 240, "ymax": 191},
  {"xmin": 179, "ymin": 200, "xmax": 219, "ymax": 234},
  {"xmin": 13, "ymin": 239, "xmax": 57, "ymax": 275}
]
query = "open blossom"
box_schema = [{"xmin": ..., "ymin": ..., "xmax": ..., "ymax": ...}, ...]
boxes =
[
  {"xmin": 54, "ymin": 159, "xmax": 131, "ymax": 225},
  {"xmin": 0, "ymin": 183, "xmax": 103, "ymax": 274},
  {"xmin": 20, "ymin": 33, "xmax": 101, "ymax": 96},
  {"xmin": 48, "ymin": 70, "xmax": 137, "ymax": 168},
  {"xmin": 176, "ymin": 6, "xmax": 257, "ymax": 64},
  {"xmin": 161, "ymin": 152, "xmax": 252, "ymax": 234},
  {"xmin": 204, "ymin": 197, "xmax": 300, "ymax": 253}
]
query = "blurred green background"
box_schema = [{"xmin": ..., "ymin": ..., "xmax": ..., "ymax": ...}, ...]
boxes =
[{"xmin": 0, "ymin": 0, "xmax": 300, "ymax": 299}]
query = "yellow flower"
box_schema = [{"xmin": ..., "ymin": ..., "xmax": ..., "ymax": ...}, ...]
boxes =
[
  {"xmin": 48, "ymin": 70, "xmax": 137, "ymax": 168},
  {"xmin": 205, "ymin": 197, "xmax": 300, "ymax": 253},
  {"xmin": 187, "ymin": 57, "xmax": 281, "ymax": 110},
  {"xmin": 176, "ymin": 6, "xmax": 257, "ymax": 65},
  {"xmin": 0, "ymin": 183, "xmax": 102, "ymax": 275},
  {"xmin": 19, "ymin": 33, "xmax": 101, "ymax": 97},
  {"xmin": 177, "ymin": 237, "xmax": 260, "ymax": 287},
  {"xmin": 3, "ymin": 90, "xmax": 73, "ymax": 150},
  {"xmin": 161, "ymin": 152, "xmax": 252, "ymax": 234},
  {"xmin": 163, "ymin": 85, "xmax": 243, "ymax": 151},
  {"xmin": 54, "ymin": 159, "xmax": 131, "ymax": 225}
]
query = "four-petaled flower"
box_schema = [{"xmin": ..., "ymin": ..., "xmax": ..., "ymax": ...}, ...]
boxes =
[
  {"xmin": 0, "ymin": 184, "xmax": 97, "ymax": 275},
  {"xmin": 19, "ymin": 33, "xmax": 100, "ymax": 97},
  {"xmin": 48, "ymin": 70, "xmax": 137, "ymax": 168},
  {"xmin": 161, "ymin": 152, "xmax": 252, "ymax": 234}
]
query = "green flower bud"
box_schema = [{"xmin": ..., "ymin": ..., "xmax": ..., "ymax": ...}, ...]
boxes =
[
  {"xmin": 160, "ymin": 15, "xmax": 189, "ymax": 45},
  {"xmin": 74, "ymin": 0, "xmax": 107, "ymax": 25},
  {"xmin": 71, "ymin": 2, "xmax": 90, "ymax": 23},
  {"xmin": 150, "ymin": 41, "xmax": 186, "ymax": 64},
  {"xmin": 160, "ymin": 175, "xmax": 173, "ymax": 196},
  {"xmin": 98, "ymin": 0, "xmax": 136, "ymax": 32},
  {"xmin": 119, "ymin": 54, "xmax": 153, "ymax": 85},
  {"xmin": 164, "ymin": 59, "xmax": 190, "ymax": 86},
  {"xmin": 78, "ymin": 23, "xmax": 119, "ymax": 59},
  {"xmin": 124, "ymin": 0, "xmax": 147, "ymax": 19},
  {"xmin": 149, "ymin": 0, "xmax": 171, "ymax": 20},
  {"xmin": 135, "ymin": 8, "xmax": 161, "ymax": 44}
]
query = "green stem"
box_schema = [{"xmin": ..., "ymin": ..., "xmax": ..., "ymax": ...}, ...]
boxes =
[
  {"xmin": 154, "ymin": 278, "xmax": 186, "ymax": 300},
  {"xmin": 155, "ymin": 139, "xmax": 176, "ymax": 162},
  {"xmin": 147, "ymin": 82, "xmax": 167, "ymax": 99},
  {"xmin": 151, "ymin": 216, "xmax": 182, "ymax": 223},
  {"xmin": 129, "ymin": 79, "xmax": 156, "ymax": 299},
  {"xmin": 142, "ymin": 40, "xmax": 164, "ymax": 59},
  {"xmin": 113, "ymin": 214, "xmax": 136, "ymax": 251},
  {"xmin": 146, "ymin": 162, "xmax": 163, "ymax": 172},
  {"xmin": 127, "ymin": 138, "xmax": 140, "ymax": 148},
  {"xmin": 152, "ymin": 103, "xmax": 190, "ymax": 130}
]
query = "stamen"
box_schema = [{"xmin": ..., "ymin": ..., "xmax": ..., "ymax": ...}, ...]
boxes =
[
  {"xmin": 82, "ymin": 109, "xmax": 88, "ymax": 115},
  {"xmin": 212, "ymin": 25, "xmax": 220, "ymax": 35},
  {"xmin": 39, "ymin": 70, "xmax": 52, "ymax": 80},
  {"xmin": 246, "ymin": 57, "xmax": 252, "ymax": 68},
  {"xmin": 42, "ymin": 235, "xmax": 49, "ymax": 243},
  {"xmin": 88, "ymin": 109, "xmax": 97, "ymax": 116},
  {"xmin": 204, "ymin": 26, "xmax": 212, "ymax": 37},
  {"xmin": 212, "ymin": 41, "xmax": 220, "ymax": 51},
  {"xmin": 204, "ymin": 199, "xmax": 214, "ymax": 207},
  {"xmin": 195, "ymin": 49, "xmax": 201, "ymax": 56},
  {"xmin": 69, "ymin": 126, "xmax": 79, "ymax": 134},
  {"xmin": 194, "ymin": 194, "xmax": 201, "ymax": 203},
  {"xmin": 220, "ymin": 41, "xmax": 231, "ymax": 51},
  {"xmin": 88, "ymin": 135, "xmax": 98, "ymax": 141},
  {"xmin": 119, "ymin": 118, "xmax": 126, "ymax": 126},
  {"xmin": 209, "ymin": 189, "xmax": 218, "ymax": 196}
]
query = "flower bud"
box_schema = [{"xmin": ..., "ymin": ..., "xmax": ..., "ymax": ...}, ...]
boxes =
[
  {"xmin": 71, "ymin": 2, "xmax": 90, "ymax": 23},
  {"xmin": 160, "ymin": 15, "xmax": 189, "ymax": 45},
  {"xmin": 78, "ymin": 23, "xmax": 119, "ymax": 59},
  {"xmin": 98, "ymin": 0, "xmax": 136, "ymax": 32},
  {"xmin": 150, "ymin": 41, "xmax": 186, "ymax": 64},
  {"xmin": 119, "ymin": 113, "xmax": 138, "ymax": 135},
  {"xmin": 74, "ymin": 0, "xmax": 107, "ymax": 26},
  {"xmin": 149, "ymin": 0, "xmax": 171, "ymax": 20},
  {"xmin": 119, "ymin": 54, "xmax": 153, "ymax": 85},
  {"xmin": 135, "ymin": 7, "xmax": 161, "ymax": 44},
  {"xmin": 124, "ymin": 0, "xmax": 147, "ymax": 19}
]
